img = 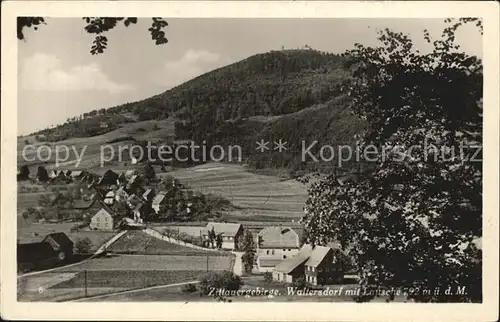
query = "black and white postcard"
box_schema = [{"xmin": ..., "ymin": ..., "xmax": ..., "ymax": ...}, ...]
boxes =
[{"xmin": 1, "ymin": 1, "xmax": 499, "ymax": 321}]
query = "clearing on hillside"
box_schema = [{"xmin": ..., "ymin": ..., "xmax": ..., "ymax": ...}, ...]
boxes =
[{"xmin": 164, "ymin": 163, "xmax": 308, "ymax": 220}]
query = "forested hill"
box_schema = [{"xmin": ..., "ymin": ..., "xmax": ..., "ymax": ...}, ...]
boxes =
[
  {"xmin": 113, "ymin": 49, "xmax": 352, "ymax": 120},
  {"xmin": 29, "ymin": 49, "xmax": 364, "ymax": 173}
]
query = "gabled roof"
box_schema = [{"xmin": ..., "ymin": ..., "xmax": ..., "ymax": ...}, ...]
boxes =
[
  {"xmin": 304, "ymin": 246, "xmax": 332, "ymax": 267},
  {"xmin": 70, "ymin": 170, "xmax": 83, "ymax": 177},
  {"xmin": 105, "ymin": 190, "xmax": 115, "ymax": 198},
  {"xmin": 206, "ymin": 222, "xmax": 242, "ymax": 237},
  {"xmin": 98, "ymin": 170, "xmax": 119, "ymax": 185},
  {"xmin": 93, "ymin": 208, "xmax": 113, "ymax": 219},
  {"xmin": 142, "ymin": 188, "xmax": 154, "ymax": 199},
  {"xmin": 152, "ymin": 191, "xmax": 167, "ymax": 205},
  {"xmin": 42, "ymin": 232, "xmax": 74, "ymax": 249},
  {"xmin": 258, "ymin": 227, "xmax": 299, "ymax": 249},
  {"xmin": 258, "ymin": 256, "xmax": 285, "ymax": 268},
  {"xmin": 128, "ymin": 174, "xmax": 139, "ymax": 184},
  {"xmin": 71, "ymin": 198, "xmax": 96, "ymax": 209},
  {"xmin": 123, "ymin": 170, "xmax": 136, "ymax": 178},
  {"xmin": 274, "ymin": 244, "xmax": 313, "ymax": 274}
]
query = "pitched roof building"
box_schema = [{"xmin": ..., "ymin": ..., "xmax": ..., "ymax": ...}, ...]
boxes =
[
  {"xmin": 256, "ymin": 227, "xmax": 301, "ymax": 272},
  {"xmin": 89, "ymin": 208, "xmax": 114, "ymax": 231},
  {"xmin": 272, "ymin": 243, "xmax": 344, "ymax": 285},
  {"xmin": 203, "ymin": 222, "xmax": 244, "ymax": 250}
]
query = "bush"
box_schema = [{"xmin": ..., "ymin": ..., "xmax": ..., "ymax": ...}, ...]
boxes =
[
  {"xmin": 180, "ymin": 283, "xmax": 197, "ymax": 293},
  {"xmin": 75, "ymin": 237, "xmax": 93, "ymax": 254},
  {"xmin": 198, "ymin": 270, "xmax": 243, "ymax": 296},
  {"xmin": 264, "ymin": 272, "xmax": 273, "ymax": 284},
  {"xmin": 291, "ymin": 276, "xmax": 307, "ymax": 290}
]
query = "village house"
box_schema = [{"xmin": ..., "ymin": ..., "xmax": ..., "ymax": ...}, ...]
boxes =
[
  {"xmin": 142, "ymin": 188, "xmax": 155, "ymax": 203},
  {"xmin": 97, "ymin": 170, "xmax": 119, "ymax": 186},
  {"xmin": 203, "ymin": 222, "xmax": 244, "ymax": 250},
  {"xmin": 49, "ymin": 170, "xmax": 67, "ymax": 182},
  {"xmin": 69, "ymin": 170, "xmax": 86, "ymax": 180},
  {"xmin": 151, "ymin": 191, "xmax": 168, "ymax": 214},
  {"xmin": 17, "ymin": 232, "xmax": 74, "ymax": 271},
  {"xmin": 272, "ymin": 244, "xmax": 313, "ymax": 283},
  {"xmin": 272, "ymin": 244, "xmax": 344, "ymax": 285},
  {"xmin": 89, "ymin": 208, "xmax": 114, "ymax": 231},
  {"xmin": 303, "ymin": 245, "xmax": 343, "ymax": 285},
  {"xmin": 126, "ymin": 193, "xmax": 142, "ymax": 209},
  {"xmin": 257, "ymin": 227, "xmax": 300, "ymax": 258},
  {"xmin": 103, "ymin": 190, "xmax": 115, "ymax": 205},
  {"xmin": 114, "ymin": 186, "xmax": 129, "ymax": 202},
  {"xmin": 256, "ymin": 227, "xmax": 300, "ymax": 272},
  {"xmin": 133, "ymin": 202, "xmax": 151, "ymax": 223},
  {"xmin": 125, "ymin": 174, "xmax": 142, "ymax": 193}
]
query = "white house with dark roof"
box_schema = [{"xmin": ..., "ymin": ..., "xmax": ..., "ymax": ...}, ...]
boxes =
[
  {"xmin": 256, "ymin": 227, "xmax": 300, "ymax": 272},
  {"xmin": 103, "ymin": 190, "xmax": 115, "ymax": 205},
  {"xmin": 89, "ymin": 208, "xmax": 114, "ymax": 231},
  {"xmin": 273, "ymin": 244, "xmax": 313, "ymax": 283},
  {"xmin": 257, "ymin": 227, "xmax": 300, "ymax": 258},
  {"xmin": 151, "ymin": 191, "xmax": 168, "ymax": 214},
  {"xmin": 273, "ymin": 243, "xmax": 343, "ymax": 285},
  {"xmin": 203, "ymin": 222, "xmax": 243, "ymax": 250}
]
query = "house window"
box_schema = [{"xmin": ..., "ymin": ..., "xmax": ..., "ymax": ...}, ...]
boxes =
[
  {"xmin": 288, "ymin": 249, "xmax": 291, "ymax": 251},
  {"xmin": 325, "ymin": 267, "xmax": 329, "ymax": 272},
  {"xmin": 283, "ymin": 249, "xmax": 286, "ymax": 252},
  {"xmin": 271, "ymin": 250, "xmax": 275, "ymax": 255},
  {"xmin": 318, "ymin": 268, "xmax": 322, "ymax": 273},
  {"xmin": 283, "ymin": 255, "xmax": 287, "ymax": 259},
  {"xmin": 266, "ymin": 250, "xmax": 270, "ymax": 255},
  {"xmin": 312, "ymin": 267, "xmax": 315, "ymax": 272}
]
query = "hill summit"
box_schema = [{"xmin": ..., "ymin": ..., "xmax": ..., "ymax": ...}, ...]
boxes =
[{"xmin": 28, "ymin": 49, "xmax": 364, "ymax": 174}]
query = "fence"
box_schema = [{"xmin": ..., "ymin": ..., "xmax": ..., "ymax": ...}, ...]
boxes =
[{"xmin": 143, "ymin": 228, "xmax": 222, "ymax": 252}]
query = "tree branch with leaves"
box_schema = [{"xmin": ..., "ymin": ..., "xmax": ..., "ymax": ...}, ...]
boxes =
[
  {"xmin": 17, "ymin": 17, "xmax": 169, "ymax": 55},
  {"xmin": 302, "ymin": 18, "xmax": 483, "ymax": 303}
]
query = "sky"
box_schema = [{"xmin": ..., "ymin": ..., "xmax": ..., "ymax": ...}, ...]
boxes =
[{"xmin": 17, "ymin": 18, "xmax": 482, "ymax": 135}]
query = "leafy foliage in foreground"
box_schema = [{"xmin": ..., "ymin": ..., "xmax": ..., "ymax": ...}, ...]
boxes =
[
  {"xmin": 17, "ymin": 17, "xmax": 168, "ymax": 55},
  {"xmin": 302, "ymin": 18, "xmax": 483, "ymax": 302}
]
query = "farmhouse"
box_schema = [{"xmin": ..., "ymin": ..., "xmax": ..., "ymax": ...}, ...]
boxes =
[
  {"xmin": 273, "ymin": 244, "xmax": 344, "ymax": 285},
  {"xmin": 104, "ymin": 190, "xmax": 115, "ymax": 205},
  {"xmin": 127, "ymin": 193, "xmax": 142, "ymax": 209},
  {"xmin": 152, "ymin": 191, "xmax": 168, "ymax": 214},
  {"xmin": 257, "ymin": 227, "xmax": 300, "ymax": 258},
  {"xmin": 89, "ymin": 208, "xmax": 114, "ymax": 231},
  {"xmin": 256, "ymin": 227, "xmax": 300, "ymax": 272},
  {"xmin": 69, "ymin": 170, "xmax": 86, "ymax": 180},
  {"xmin": 273, "ymin": 244, "xmax": 313, "ymax": 283},
  {"xmin": 97, "ymin": 170, "xmax": 119, "ymax": 186},
  {"xmin": 204, "ymin": 222, "xmax": 243, "ymax": 250},
  {"xmin": 18, "ymin": 232, "xmax": 74, "ymax": 271},
  {"xmin": 114, "ymin": 186, "xmax": 129, "ymax": 202},
  {"xmin": 133, "ymin": 202, "xmax": 151, "ymax": 223},
  {"xmin": 304, "ymin": 245, "xmax": 343, "ymax": 285}
]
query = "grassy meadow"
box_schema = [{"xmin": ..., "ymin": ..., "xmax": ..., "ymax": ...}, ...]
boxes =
[{"xmin": 166, "ymin": 163, "xmax": 308, "ymax": 220}]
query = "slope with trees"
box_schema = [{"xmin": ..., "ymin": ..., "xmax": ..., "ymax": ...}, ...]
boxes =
[{"xmin": 302, "ymin": 18, "xmax": 483, "ymax": 303}]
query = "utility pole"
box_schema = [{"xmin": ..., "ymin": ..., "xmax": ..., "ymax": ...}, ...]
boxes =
[
  {"xmin": 84, "ymin": 269, "xmax": 88, "ymax": 297},
  {"xmin": 206, "ymin": 255, "xmax": 209, "ymax": 272}
]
